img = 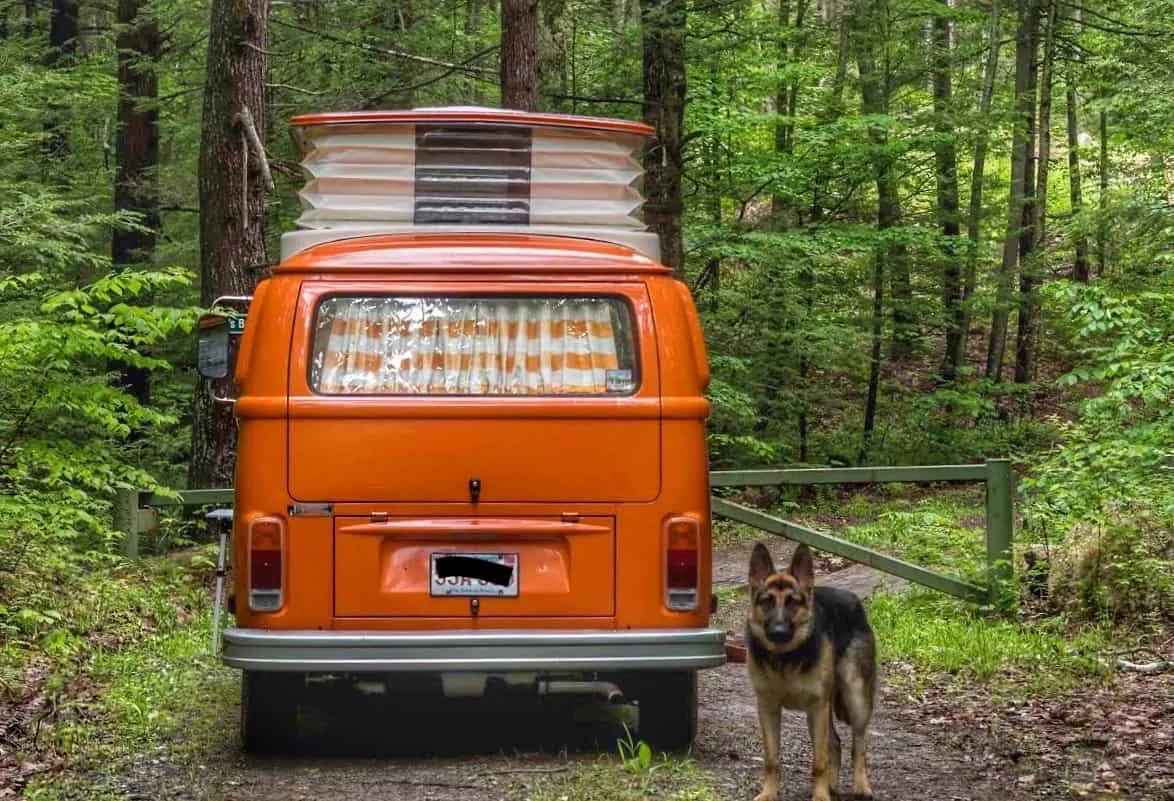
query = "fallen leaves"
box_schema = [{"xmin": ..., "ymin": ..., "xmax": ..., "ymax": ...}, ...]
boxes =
[{"xmin": 883, "ymin": 640, "xmax": 1174, "ymax": 800}]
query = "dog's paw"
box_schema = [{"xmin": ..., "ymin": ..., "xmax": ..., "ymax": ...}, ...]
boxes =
[{"xmin": 753, "ymin": 793, "xmax": 777, "ymax": 801}]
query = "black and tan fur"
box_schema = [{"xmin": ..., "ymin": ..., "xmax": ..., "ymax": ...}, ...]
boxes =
[{"xmin": 746, "ymin": 542, "xmax": 877, "ymax": 801}]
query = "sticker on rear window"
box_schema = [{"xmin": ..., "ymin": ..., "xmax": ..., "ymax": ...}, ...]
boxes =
[{"xmin": 605, "ymin": 369, "xmax": 635, "ymax": 393}]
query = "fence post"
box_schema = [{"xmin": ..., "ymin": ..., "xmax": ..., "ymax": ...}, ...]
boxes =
[
  {"xmin": 984, "ymin": 458, "xmax": 1014, "ymax": 606},
  {"xmin": 114, "ymin": 487, "xmax": 140, "ymax": 559}
]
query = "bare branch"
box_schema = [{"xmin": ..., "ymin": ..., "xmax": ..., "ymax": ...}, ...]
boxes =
[
  {"xmin": 361, "ymin": 44, "xmax": 501, "ymax": 108},
  {"xmin": 1063, "ymin": 1, "xmax": 1171, "ymax": 37},
  {"xmin": 267, "ymin": 82, "xmax": 326, "ymax": 96},
  {"xmin": 272, "ymin": 18, "xmax": 496, "ymax": 75},
  {"xmin": 542, "ymin": 92, "xmax": 644, "ymax": 107},
  {"xmin": 234, "ymin": 106, "xmax": 274, "ymax": 192}
]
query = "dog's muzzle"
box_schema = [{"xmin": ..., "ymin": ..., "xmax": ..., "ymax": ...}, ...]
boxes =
[{"xmin": 764, "ymin": 621, "xmax": 793, "ymax": 643}]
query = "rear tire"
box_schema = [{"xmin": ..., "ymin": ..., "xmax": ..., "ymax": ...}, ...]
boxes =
[
  {"xmin": 622, "ymin": 670, "xmax": 698, "ymax": 753},
  {"xmin": 240, "ymin": 670, "xmax": 302, "ymax": 754}
]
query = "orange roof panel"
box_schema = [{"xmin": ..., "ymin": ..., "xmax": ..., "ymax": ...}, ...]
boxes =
[
  {"xmin": 288, "ymin": 107, "xmax": 655, "ymax": 143},
  {"xmin": 277, "ymin": 231, "xmax": 670, "ymax": 274}
]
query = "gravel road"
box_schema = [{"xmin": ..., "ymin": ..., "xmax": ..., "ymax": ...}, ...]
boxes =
[{"xmin": 91, "ymin": 539, "xmax": 1024, "ymax": 801}]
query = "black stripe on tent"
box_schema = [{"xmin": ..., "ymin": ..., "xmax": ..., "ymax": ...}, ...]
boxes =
[{"xmin": 413, "ymin": 124, "xmax": 532, "ymax": 225}]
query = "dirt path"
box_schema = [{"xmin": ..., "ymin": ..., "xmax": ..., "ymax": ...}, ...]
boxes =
[{"xmin": 70, "ymin": 542, "xmax": 1025, "ymax": 801}]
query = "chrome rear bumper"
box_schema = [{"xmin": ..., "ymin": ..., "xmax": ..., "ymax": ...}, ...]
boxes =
[{"xmin": 220, "ymin": 628, "xmax": 727, "ymax": 673}]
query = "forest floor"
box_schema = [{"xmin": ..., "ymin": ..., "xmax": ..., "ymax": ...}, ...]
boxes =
[{"xmin": 7, "ymin": 513, "xmax": 1173, "ymax": 801}]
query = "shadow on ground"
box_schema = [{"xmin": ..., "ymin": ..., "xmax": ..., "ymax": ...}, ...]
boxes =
[{"xmin": 276, "ymin": 686, "xmax": 637, "ymax": 759}]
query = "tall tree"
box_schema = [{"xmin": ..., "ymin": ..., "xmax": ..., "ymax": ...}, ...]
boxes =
[
  {"xmin": 1015, "ymin": 0, "xmax": 1057, "ymax": 385},
  {"xmin": 641, "ymin": 0, "xmax": 686, "ymax": 277},
  {"xmin": 1065, "ymin": 3, "xmax": 1089, "ymax": 282},
  {"xmin": 111, "ymin": 0, "xmax": 161, "ymax": 406},
  {"xmin": 500, "ymin": 0, "xmax": 538, "ymax": 110},
  {"xmin": 958, "ymin": 0, "xmax": 1002, "ymax": 369},
  {"xmin": 188, "ymin": 0, "xmax": 270, "ymax": 489},
  {"xmin": 41, "ymin": 0, "xmax": 79, "ymax": 177},
  {"xmin": 933, "ymin": 0, "xmax": 963, "ymax": 382},
  {"xmin": 43, "ymin": 0, "xmax": 77, "ymax": 65},
  {"xmin": 1097, "ymin": 110, "xmax": 1108, "ymax": 276},
  {"xmin": 986, "ymin": 0, "xmax": 1040, "ymax": 382},
  {"xmin": 852, "ymin": 0, "xmax": 907, "ymax": 459}
]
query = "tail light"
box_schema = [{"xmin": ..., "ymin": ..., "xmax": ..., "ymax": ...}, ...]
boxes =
[
  {"xmin": 248, "ymin": 516, "xmax": 284, "ymax": 612},
  {"xmin": 665, "ymin": 515, "xmax": 700, "ymax": 611}
]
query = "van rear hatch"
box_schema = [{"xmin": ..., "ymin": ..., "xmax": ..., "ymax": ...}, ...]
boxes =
[{"xmin": 286, "ymin": 282, "xmax": 661, "ymax": 504}]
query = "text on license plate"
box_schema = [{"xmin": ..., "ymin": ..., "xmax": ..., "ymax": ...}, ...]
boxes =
[{"xmin": 429, "ymin": 552, "xmax": 519, "ymax": 597}]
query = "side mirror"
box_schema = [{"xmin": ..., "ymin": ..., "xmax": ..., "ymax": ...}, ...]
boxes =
[{"xmin": 197, "ymin": 313, "xmax": 232, "ymax": 379}]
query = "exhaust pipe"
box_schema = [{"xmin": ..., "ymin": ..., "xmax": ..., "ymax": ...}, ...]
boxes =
[{"xmin": 537, "ymin": 680, "xmax": 626, "ymax": 705}]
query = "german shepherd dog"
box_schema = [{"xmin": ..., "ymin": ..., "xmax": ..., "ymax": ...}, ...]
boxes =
[{"xmin": 746, "ymin": 542, "xmax": 877, "ymax": 801}]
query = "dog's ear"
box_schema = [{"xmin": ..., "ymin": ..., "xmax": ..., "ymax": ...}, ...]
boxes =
[
  {"xmin": 788, "ymin": 543, "xmax": 815, "ymax": 593},
  {"xmin": 749, "ymin": 542, "xmax": 775, "ymax": 591}
]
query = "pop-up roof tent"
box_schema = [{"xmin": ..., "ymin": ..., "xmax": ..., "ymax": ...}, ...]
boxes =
[{"xmin": 280, "ymin": 107, "xmax": 661, "ymax": 263}]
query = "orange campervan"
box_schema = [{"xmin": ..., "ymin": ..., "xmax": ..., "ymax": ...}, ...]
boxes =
[{"xmin": 195, "ymin": 107, "xmax": 725, "ymax": 754}]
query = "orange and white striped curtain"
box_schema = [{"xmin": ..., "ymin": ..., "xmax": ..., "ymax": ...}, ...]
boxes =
[{"xmin": 310, "ymin": 296, "xmax": 632, "ymax": 395}]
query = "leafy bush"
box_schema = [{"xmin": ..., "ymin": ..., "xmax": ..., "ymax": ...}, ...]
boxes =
[{"xmin": 1022, "ymin": 277, "xmax": 1174, "ymax": 623}]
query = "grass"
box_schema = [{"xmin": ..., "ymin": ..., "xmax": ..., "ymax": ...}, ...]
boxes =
[
  {"xmin": 526, "ymin": 753, "xmax": 720, "ymax": 801},
  {"xmin": 864, "ymin": 587, "xmax": 1116, "ymax": 696}
]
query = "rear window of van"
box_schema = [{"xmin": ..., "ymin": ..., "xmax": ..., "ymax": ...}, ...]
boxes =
[{"xmin": 308, "ymin": 295, "xmax": 640, "ymax": 396}]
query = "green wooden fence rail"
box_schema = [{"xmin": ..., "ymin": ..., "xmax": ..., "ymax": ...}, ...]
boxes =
[
  {"xmin": 114, "ymin": 458, "xmax": 1014, "ymax": 605},
  {"xmin": 710, "ymin": 458, "xmax": 1015, "ymax": 606}
]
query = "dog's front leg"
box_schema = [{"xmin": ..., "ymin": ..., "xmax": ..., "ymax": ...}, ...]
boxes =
[
  {"xmin": 805, "ymin": 701, "xmax": 834, "ymax": 801},
  {"xmin": 754, "ymin": 697, "xmax": 782, "ymax": 801}
]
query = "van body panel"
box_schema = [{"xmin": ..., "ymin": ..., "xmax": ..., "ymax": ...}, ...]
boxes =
[{"xmin": 226, "ymin": 236, "xmax": 713, "ymax": 646}]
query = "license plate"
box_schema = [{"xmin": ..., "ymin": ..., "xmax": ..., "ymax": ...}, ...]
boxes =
[{"xmin": 429, "ymin": 552, "xmax": 519, "ymax": 597}]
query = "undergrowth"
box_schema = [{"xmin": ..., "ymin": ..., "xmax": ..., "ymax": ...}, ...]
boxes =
[
  {"xmin": 0, "ymin": 544, "xmax": 216, "ymax": 700},
  {"xmin": 21, "ymin": 601, "xmax": 233, "ymax": 801}
]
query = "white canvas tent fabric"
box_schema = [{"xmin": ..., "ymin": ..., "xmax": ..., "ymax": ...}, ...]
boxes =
[{"xmin": 280, "ymin": 114, "xmax": 661, "ymax": 262}]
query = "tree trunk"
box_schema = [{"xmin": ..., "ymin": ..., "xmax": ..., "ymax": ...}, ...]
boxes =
[
  {"xmin": 985, "ymin": 0, "xmax": 1039, "ymax": 382},
  {"xmin": 852, "ymin": 0, "xmax": 903, "ymax": 459},
  {"xmin": 41, "ymin": 0, "xmax": 79, "ymax": 181},
  {"xmin": 110, "ymin": 0, "xmax": 161, "ymax": 407},
  {"xmin": 1097, "ymin": 110, "xmax": 1108, "ymax": 276},
  {"xmin": 44, "ymin": 0, "xmax": 78, "ymax": 65},
  {"xmin": 500, "ymin": 0, "xmax": 538, "ymax": 110},
  {"xmin": 23, "ymin": 0, "xmax": 36, "ymax": 38},
  {"xmin": 959, "ymin": 0, "xmax": 1001, "ymax": 369},
  {"xmin": 864, "ymin": 0, "xmax": 914, "ymax": 362},
  {"xmin": 641, "ymin": 0, "xmax": 686, "ymax": 277},
  {"xmin": 1065, "ymin": 2, "xmax": 1089, "ymax": 282},
  {"xmin": 1014, "ymin": 0, "xmax": 1055, "ymax": 385},
  {"xmin": 774, "ymin": 0, "xmax": 793, "ymax": 165},
  {"xmin": 772, "ymin": 0, "xmax": 808, "ymax": 223},
  {"xmin": 933, "ymin": 0, "xmax": 963, "ymax": 383},
  {"xmin": 188, "ymin": 0, "xmax": 270, "ymax": 489}
]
